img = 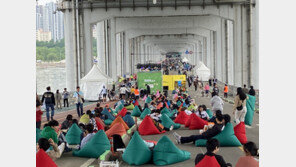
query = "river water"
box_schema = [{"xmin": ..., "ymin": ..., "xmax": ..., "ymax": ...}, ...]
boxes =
[{"xmin": 36, "ymin": 66, "xmax": 66, "ymax": 95}]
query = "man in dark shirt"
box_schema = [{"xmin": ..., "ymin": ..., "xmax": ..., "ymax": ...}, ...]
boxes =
[
  {"xmin": 173, "ymin": 113, "xmax": 226, "ymax": 144},
  {"xmin": 41, "ymin": 86, "xmax": 55, "ymax": 121},
  {"xmin": 248, "ymin": 86, "xmax": 256, "ymax": 96},
  {"xmin": 195, "ymin": 139, "xmax": 232, "ymax": 167}
]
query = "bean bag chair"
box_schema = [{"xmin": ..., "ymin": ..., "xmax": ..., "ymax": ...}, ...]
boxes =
[
  {"xmin": 187, "ymin": 104, "xmax": 195, "ymax": 111},
  {"xmin": 153, "ymin": 136, "xmax": 191, "ymax": 166},
  {"xmin": 36, "ymin": 149, "xmax": 57, "ymax": 167},
  {"xmin": 106, "ymin": 122, "xmax": 127, "ymax": 138},
  {"xmin": 117, "ymin": 107, "xmax": 128, "ymax": 117},
  {"xmin": 189, "ymin": 114, "xmax": 208, "ymax": 130},
  {"xmin": 234, "ymin": 122, "xmax": 248, "ymax": 144},
  {"xmin": 185, "ymin": 114, "xmax": 194, "ymax": 127},
  {"xmin": 139, "ymin": 116, "xmax": 165, "ymax": 135},
  {"xmin": 195, "ymin": 123, "xmax": 242, "ymax": 147},
  {"xmin": 245, "ymin": 95, "xmax": 256, "ymax": 126},
  {"xmin": 134, "ymin": 99, "xmax": 139, "ymax": 106},
  {"xmin": 95, "ymin": 119, "xmax": 104, "ymax": 131},
  {"xmin": 174, "ymin": 111, "xmax": 190, "ymax": 125},
  {"xmin": 73, "ymin": 130, "xmax": 110, "ymax": 158},
  {"xmin": 65, "ymin": 123, "xmax": 83, "ymax": 145},
  {"xmin": 115, "ymin": 104, "xmax": 124, "ymax": 113},
  {"xmin": 140, "ymin": 108, "xmax": 151, "ymax": 119},
  {"xmin": 110, "ymin": 108, "xmax": 116, "ymax": 115},
  {"xmin": 41, "ymin": 126, "xmax": 58, "ymax": 144},
  {"xmin": 110, "ymin": 116, "xmax": 129, "ymax": 131},
  {"xmin": 145, "ymin": 96, "xmax": 152, "ymax": 104},
  {"xmin": 195, "ymin": 155, "xmax": 220, "ymax": 167},
  {"xmin": 161, "ymin": 107, "xmax": 170, "ymax": 116},
  {"xmin": 104, "ymin": 119, "xmax": 113, "ymax": 125},
  {"xmin": 168, "ymin": 109, "xmax": 178, "ymax": 118},
  {"xmin": 177, "ymin": 101, "xmax": 182, "ymax": 107},
  {"xmin": 205, "ymin": 109, "xmax": 213, "ymax": 119},
  {"xmin": 125, "ymin": 104, "xmax": 134, "ymax": 110},
  {"xmin": 79, "ymin": 114, "xmax": 90, "ymax": 124},
  {"xmin": 122, "ymin": 131, "xmax": 152, "ymax": 165},
  {"xmin": 95, "ymin": 117, "xmax": 105, "ymax": 128},
  {"xmin": 160, "ymin": 114, "xmax": 181, "ymax": 130},
  {"xmin": 36, "ymin": 128, "xmax": 41, "ymax": 143},
  {"xmin": 164, "ymin": 102, "xmax": 169, "ymax": 108},
  {"xmin": 123, "ymin": 114, "xmax": 135, "ymax": 128},
  {"xmin": 131, "ymin": 106, "xmax": 141, "ymax": 117},
  {"xmin": 157, "ymin": 103, "xmax": 163, "ymax": 110},
  {"xmin": 102, "ymin": 108, "xmax": 115, "ymax": 120}
]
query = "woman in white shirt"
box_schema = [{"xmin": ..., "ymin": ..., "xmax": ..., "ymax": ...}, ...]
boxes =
[{"xmin": 195, "ymin": 105, "xmax": 209, "ymax": 121}]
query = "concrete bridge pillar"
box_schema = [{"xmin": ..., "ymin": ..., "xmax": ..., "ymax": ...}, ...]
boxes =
[{"xmin": 96, "ymin": 21, "xmax": 106, "ymax": 73}]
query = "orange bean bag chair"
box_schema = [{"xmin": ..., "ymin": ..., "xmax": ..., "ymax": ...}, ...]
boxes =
[
  {"xmin": 118, "ymin": 107, "xmax": 128, "ymax": 117},
  {"xmin": 105, "ymin": 122, "xmax": 126, "ymax": 138},
  {"xmin": 95, "ymin": 119, "xmax": 104, "ymax": 131},
  {"xmin": 110, "ymin": 116, "xmax": 129, "ymax": 131},
  {"xmin": 234, "ymin": 122, "xmax": 248, "ymax": 144},
  {"xmin": 174, "ymin": 111, "xmax": 189, "ymax": 125},
  {"xmin": 95, "ymin": 117, "xmax": 105, "ymax": 128},
  {"xmin": 195, "ymin": 155, "xmax": 220, "ymax": 167},
  {"xmin": 36, "ymin": 149, "xmax": 57, "ymax": 167},
  {"xmin": 189, "ymin": 114, "xmax": 208, "ymax": 130},
  {"xmin": 139, "ymin": 116, "xmax": 165, "ymax": 135}
]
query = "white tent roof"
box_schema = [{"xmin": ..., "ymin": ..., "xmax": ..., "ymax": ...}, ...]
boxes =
[
  {"xmin": 195, "ymin": 62, "xmax": 211, "ymax": 81},
  {"xmin": 81, "ymin": 64, "xmax": 112, "ymax": 83}
]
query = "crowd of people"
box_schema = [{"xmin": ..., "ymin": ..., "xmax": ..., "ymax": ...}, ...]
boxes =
[{"xmin": 36, "ymin": 58, "xmax": 258, "ymax": 167}]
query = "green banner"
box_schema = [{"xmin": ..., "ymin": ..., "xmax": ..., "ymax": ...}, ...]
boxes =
[{"xmin": 137, "ymin": 71, "xmax": 162, "ymax": 94}]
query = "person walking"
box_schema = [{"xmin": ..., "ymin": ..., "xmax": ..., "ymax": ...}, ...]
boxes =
[
  {"xmin": 41, "ymin": 86, "xmax": 56, "ymax": 121},
  {"xmin": 233, "ymin": 87, "xmax": 248, "ymax": 125},
  {"xmin": 146, "ymin": 84, "xmax": 151, "ymax": 95},
  {"xmin": 224, "ymin": 84, "xmax": 229, "ymax": 98},
  {"xmin": 100, "ymin": 86, "xmax": 107, "ymax": 103},
  {"xmin": 204, "ymin": 83, "xmax": 210, "ymax": 97},
  {"xmin": 248, "ymin": 86, "xmax": 256, "ymax": 96},
  {"xmin": 55, "ymin": 90, "xmax": 62, "ymax": 109},
  {"xmin": 210, "ymin": 92, "xmax": 224, "ymax": 115},
  {"xmin": 243, "ymin": 84, "xmax": 249, "ymax": 94},
  {"xmin": 62, "ymin": 88, "xmax": 69, "ymax": 107},
  {"xmin": 209, "ymin": 78, "xmax": 212, "ymax": 87},
  {"xmin": 73, "ymin": 86, "xmax": 84, "ymax": 117},
  {"xmin": 194, "ymin": 78, "xmax": 198, "ymax": 91}
]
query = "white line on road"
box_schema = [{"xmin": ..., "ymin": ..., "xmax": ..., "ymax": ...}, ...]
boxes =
[{"xmin": 80, "ymin": 158, "xmax": 96, "ymax": 167}]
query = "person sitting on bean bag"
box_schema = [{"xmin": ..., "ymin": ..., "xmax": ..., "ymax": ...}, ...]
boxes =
[
  {"xmin": 37, "ymin": 138, "xmax": 64, "ymax": 162},
  {"xmin": 195, "ymin": 139, "xmax": 232, "ymax": 167},
  {"xmin": 79, "ymin": 124, "xmax": 95, "ymax": 149},
  {"xmin": 173, "ymin": 113, "xmax": 227, "ymax": 144},
  {"xmin": 195, "ymin": 105, "xmax": 210, "ymax": 121},
  {"xmin": 235, "ymin": 142, "xmax": 259, "ymax": 167}
]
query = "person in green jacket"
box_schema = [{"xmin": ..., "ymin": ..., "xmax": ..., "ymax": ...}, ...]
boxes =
[{"xmin": 41, "ymin": 120, "xmax": 59, "ymax": 144}]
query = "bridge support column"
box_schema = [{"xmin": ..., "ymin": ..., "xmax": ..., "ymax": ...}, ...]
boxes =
[
  {"xmin": 110, "ymin": 18, "xmax": 117, "ymax": 80},
  {"xmin": 96, "ymin": 21, "xmax": 106, "ymax": 73}
]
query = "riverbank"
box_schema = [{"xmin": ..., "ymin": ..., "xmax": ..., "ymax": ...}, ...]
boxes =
[{"xmin": 36, "ymin": 62, "xmax": 65, "ymax": 68}]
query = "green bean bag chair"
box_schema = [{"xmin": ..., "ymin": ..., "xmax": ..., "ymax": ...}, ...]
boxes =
[
  {"xmin": 245, "ymin": 95, "xmax": 256, "ymax": 126},
  {"xmin": 145, "ymin": 96, "xmax": 152, "ymax": 104},
  {"xmin": 41, "ymin": 126, "xmax": 58, "ymax": 144},
  {"xmin": 110, "ymin": 108, "xmax": 116, "ymax": 115},
  {"xmin": 161, "ymin": 107, "xmax": 171, "ymax": 116},
  {"xmin": 177, "ymin": 101, "xmax": 182, "ymax": 107},
  {"xmin": 73, "ymin": 130, "xmax": 111, "ymax": 158},
  {"xmin": 140, "ymin": 108, "xmax": 151, "ymax": 119},
  {"xmin": 115, "ymin": 104, "xmax": 124, "ymax": 113},
  {"xmin": 122, "ymin": 131, "xmax": 152, "ymax": 165},
  {"xmin": 206, "ymin": 109, "xmax": 213, "ymax": 119},
  {"xmin": 153, "ymin": 136, "xmax": 191, "ymax": 166},
  {"xmin": 126, "ymin": 104, "xmax": 135, "ymax": 110},
  {"xmin": 123, "ymin": 114, "xmax": 135, "ymax": 128},
  {"xmin": 160, "ymin": 114, "xmax": 181, "ymax": 130},
  {"xmin": 104, "ymin": 119, "xmax": 113, "ymax": 125},
  {"xmin": 168, "ymin": 109, "xmax": 178, "ymax": 118},
  {"xmin": 131, "ymin": 105, "xmax": 141, "ymax": 117},
  {"xmin": 65, "ymin": 123, "xmax": 82, "ymax": 145},
  {"xmin": 102, "ymin": 108, "xmax": 115, "ymax": 120},
  {"xmin": 36, "ymin": 128, "xmax": 41, "ymax": 143},
  {"xmin": 195, "ymin": 123, "xmax": 242, "ymax": 147}
]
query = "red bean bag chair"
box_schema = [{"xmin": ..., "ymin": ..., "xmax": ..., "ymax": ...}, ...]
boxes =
[
  {"xmin": 105, "ymin": 122, "xmax": 126, "ymax": 138},
  {"xmin": 165, "ymin": 102, "xmax": 169, "ymax": 108},
  {"xmin": 189, "ymin": 114, "xmax": 208, "ymax": 130},
  {"xmin": 174, "ymin": 111, "xmax": 190, "ymax": 125},
  {"xmin": 185, "ymin": 114, "xmax": 194, "ymax": 127},
  {"xmin": 145, "ymin": 140, "xmax": 158, "ymax": 145},
  {"xmin": 118, "ymin": 107, "xmax": 128, "ymax": 117},
  {"xmin": 195, "ymin": 155, "xmax": 220, "ymax": 167},
  {"xmin": 36, "ymin": 149, "xmax": 57, "ymax": 167},
  {"xmin": 95, "ymin": 117, "xmax": 105, "ymax": 128},
  {"xmin": 133, "ymin": 100, "xmax": 139, "ymax": 106},
  {"xmin": 234, "ymin": 122, "xmax": 248, "ymax": 144},
  {"xmin": 110, "ymin": 116, "xmax": 129, "ymax": 131},
  {"xmin": 139, "ymin": 116, "xmax": 166, "ymax": 135},
  {"xmin": 95, "ymin": 119, "xmax": 104, "ymax": 131}
]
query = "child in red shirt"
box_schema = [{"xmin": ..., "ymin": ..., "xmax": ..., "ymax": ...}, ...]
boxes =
[{"xmin": 36, "ymin": 102, "xmax": 43, "ymax": 129}]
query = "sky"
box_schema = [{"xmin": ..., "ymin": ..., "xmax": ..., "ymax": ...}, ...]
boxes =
[{"xmin": 37, "ymin": 0, "xmax": 56, "ymax": 5}]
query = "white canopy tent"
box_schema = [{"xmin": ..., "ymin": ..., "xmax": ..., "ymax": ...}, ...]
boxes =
[
  {"xmin": 182, "ymin": 57, "xmax": 189, "ymax": 63},
  {"xmin": 80, "ymin": 64, "xmax": 113, "ymax": 101},
  {"xmin": 195, "ymin": 62, "xmax": 211, "ymax": 81}
]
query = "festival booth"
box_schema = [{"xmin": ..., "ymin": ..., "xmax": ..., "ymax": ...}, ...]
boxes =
[
  {"xmin": 137, "ymin": 71, "xmax": 163, "ymax": 94},
  {"xmin": 162, "ymin": 75, "xmax": 186, "ymax": 91},
  {"xmin": 195, "ymin": 62, "xmax": 211, "ymax": 81},
  {"xmin": 80, "ymin": 64, "xmax": 113, "ymax": 101}
]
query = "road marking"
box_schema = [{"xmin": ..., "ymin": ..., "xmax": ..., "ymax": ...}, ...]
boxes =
[{"xmin": 80, "ymin": 158, "xmax": 96, "ymax": 167}]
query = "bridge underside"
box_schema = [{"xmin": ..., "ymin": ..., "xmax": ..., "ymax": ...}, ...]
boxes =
[{"xmin": 58, "ymin": 0, "xmax": 258, "ymax": 91}]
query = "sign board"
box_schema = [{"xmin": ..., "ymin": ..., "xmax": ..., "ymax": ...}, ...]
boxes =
[
  {"xmin": 137, "ymin": 71, "xmax": 163, "ymax": 93},
  {"xmin": 162, "ymin": 75, "xmax": 186, "ymax": 90}
]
